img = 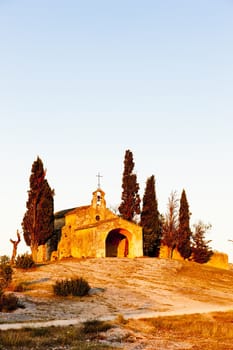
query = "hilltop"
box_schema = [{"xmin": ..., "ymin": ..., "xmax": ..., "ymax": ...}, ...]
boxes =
[{"xmin": 1, "ymin": 257, "xmax": 232, "ymax": 326}]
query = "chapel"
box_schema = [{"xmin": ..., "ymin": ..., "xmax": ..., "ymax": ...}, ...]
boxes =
[
  {"xmin": 36, "ymin": 187, "xmax": 229, "ymax": 269},
  {"xmin": 46, "ymin": 187, "xmax": 143, "ymax": 261}
]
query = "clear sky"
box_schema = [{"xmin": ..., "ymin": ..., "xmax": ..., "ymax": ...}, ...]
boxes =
[{"xmin": 0, "ymin": 0, "xmax": 233, "ymax": 261}]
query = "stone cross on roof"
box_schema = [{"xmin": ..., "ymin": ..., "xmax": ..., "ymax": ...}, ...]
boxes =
[{"xmin": 96, "ymin": 172, "xmax": 103, "ymax": 189}]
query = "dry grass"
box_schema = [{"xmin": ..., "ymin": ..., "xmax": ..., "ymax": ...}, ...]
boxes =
[
  {"xmin": 125, "ymin": 311, "xmax": 233, "ymax": 350},
  {"xmin": 1, "ymin": 311, "xmax": 233, "ymax": 349},
  {"xmin": 0, "ymin": 322, "xmax": 116, "ymax": 350}
]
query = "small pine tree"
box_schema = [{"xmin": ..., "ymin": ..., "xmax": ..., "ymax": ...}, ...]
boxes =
[
  {"xmin": 191, "ymin": 221, "xmax": 213, "ymax": 264},
  {"xmin": 22, "ymin": 157, "xmax": 54, "ymax": 262},
  {"xmin": 162, "ymin": 191, "xmax": 179, "ymax": 258},
  {"xmin": 118, "ymin": 150, "xmax": 140, "ymax": 222},
  {"xmin": 177, "ymin": 189, "xmax": 192, "ymax": 259},
  {"xmin": 141, "ymin": 175, "xmax": 161, "ymax": 257}
]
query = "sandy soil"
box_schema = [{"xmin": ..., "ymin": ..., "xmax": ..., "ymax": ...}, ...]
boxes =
[{"xmin": 0, "ymin": 258, "xmax": 233, "ymax": 348}]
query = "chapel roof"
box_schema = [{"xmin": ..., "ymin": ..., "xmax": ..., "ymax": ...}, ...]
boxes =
[
  {"xmin": 65, "ymin": 205, "xmax": 90, "ymax": 216},
  {"xmin": 54, "ymin": 208, "xmax": 76, "ymax": 219}
]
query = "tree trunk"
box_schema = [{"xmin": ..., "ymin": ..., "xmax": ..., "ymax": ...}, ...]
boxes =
[
  {"xmin": 31, "ymin": 243, "xmax": 38, "ymax": 263},
  {"xmin": 10, "ymin": 231, "xmax": 21, "ymax": 265},
  {"xmin": 10, "ymin": 244, "xmax": 17, "ymax": 265}
]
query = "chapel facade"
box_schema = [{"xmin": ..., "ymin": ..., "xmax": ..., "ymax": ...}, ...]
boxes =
[{"xmin": 46, "ymin": 188, "xmax": 143, "ymax": 261}]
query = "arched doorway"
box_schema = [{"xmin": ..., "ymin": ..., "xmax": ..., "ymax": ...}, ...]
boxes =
[{"xmin": 105, "ymin": 229, "xmax": 129, "ymax": 257}]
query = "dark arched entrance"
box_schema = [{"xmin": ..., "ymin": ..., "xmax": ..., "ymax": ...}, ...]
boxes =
[{"xmin": 105, "ymin": 229, "xmax": 129, "ymax": 257}]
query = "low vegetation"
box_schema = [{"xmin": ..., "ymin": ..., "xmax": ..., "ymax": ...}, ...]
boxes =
[
  {"xmin": 0, "ymin": 255, "xmax": 27, "ymax": 312},
  {"xmin": 0, "ymin": 312, "xmax": 233, "ymax": 349},
  {"xmin": 0, "ymin": 256, "xmax": 19, "ymax": 313},
  {"xmin": 82, "ymin": 320, "xmax": 113, "ymax": 335},
  {"xmin": 53, "ymin": 277, "xmax": 91, "ymax": 297},
  {"xmin": 15, "ymin": 253, "xmax": 35, "ymax": 269},
  {"xmin": 137, "ymin": 311, "xmax": 233, "ymax": 350},
  {"xmin": 0, "ymin": 292, "xmax": 24, "ymax": 312},
  {"xmin": 0, "ymin": 256, "xmax": 12, "ymax": 289},
  {"xmin": 0, "ymin": 322, "xmax": 114, "ymax": 350}
]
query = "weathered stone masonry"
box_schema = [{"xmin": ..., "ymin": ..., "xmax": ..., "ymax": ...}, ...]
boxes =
[{"xmin": 46, "ymin": 188, "xmax": 143, "ymax": 260}]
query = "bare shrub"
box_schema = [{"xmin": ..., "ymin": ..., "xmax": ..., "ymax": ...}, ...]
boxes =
[
  {"xmin": 53, "ymin": 277, "xmax": 90, "ymax": 297},
  {"xmin": 15, "ymin": 253, "xmax": 35, "ymax": 269}
]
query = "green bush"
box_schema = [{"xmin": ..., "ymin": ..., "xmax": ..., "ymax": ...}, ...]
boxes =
[
  {"xmin": 0, "ymin": 256, "xmax": 12, "ymax": 289},
  {"xmin": 15, "ymin": 253, "xmax": 35, "ymax": 269},
  {"xmin": 53, "ymin": 277, "xmax": 90, "ymax": 297}
]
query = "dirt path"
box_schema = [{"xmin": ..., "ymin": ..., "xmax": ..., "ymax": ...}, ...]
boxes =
[{"xmin": 0, "ymin": 303, "xmax": 232, "ymax": 331}]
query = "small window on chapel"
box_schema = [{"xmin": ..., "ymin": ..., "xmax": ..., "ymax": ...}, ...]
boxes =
[
  {"xmin": 96, "ymin": 215, "xmax": 100, "ymax": 221},
  {"xmin": 97, "ymin": 192, "xmax": 101, "ymax": 205}
]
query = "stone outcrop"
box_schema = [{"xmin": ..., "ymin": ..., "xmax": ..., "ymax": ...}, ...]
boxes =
[
  {"xmin": 159, "ymin": 244, "xmax": 229, "ymax": 270},
  {"xmin": 205, "ymin": 251, "xmax": 229, "ymax": 270}
]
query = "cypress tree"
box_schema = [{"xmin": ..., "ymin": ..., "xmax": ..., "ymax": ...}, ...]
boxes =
[
  {"xmin": 177, "ymin": 189, "xmax": 192, "ymax": 259},
  {"xmin": 141, "ymin": 175, "xmax": 161, "ymax": 257},
  {"xmin": 22, "ymin": 157, "xmax": 54, "ymax": 262},
  {"xmin": 118, "ymin": 149, "xmax": 140, "ymax": 222}
]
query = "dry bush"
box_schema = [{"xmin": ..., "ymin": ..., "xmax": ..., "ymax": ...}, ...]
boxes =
[
  {"xmin": 0, "ymin": 256, "xmax": 12, "ymax": 289},
  {"xmin": 15, "ymin": 253, "xmax": 35, "ymax": 269},
  {"xmin": 53, "ymin": 277, "xmax": 90, "ymax": 297},
  {"xmin": 0, "ymin": 293, "xmax": 23, "ymax": 312},
  {"xmin": 82, "ymin": 319, "xmax": 113, "ymax": 334}
]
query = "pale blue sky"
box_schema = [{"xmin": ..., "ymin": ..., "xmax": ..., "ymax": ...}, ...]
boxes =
[{"xmin": 0, "ymin": 1, "xmax": 233, "ymax": 261}]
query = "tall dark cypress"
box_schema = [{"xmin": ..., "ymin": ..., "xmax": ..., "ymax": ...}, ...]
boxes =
[
  {"xmin": 22, "ymin": 156, "xmax": 54, "ymax": 262},
  {"xmin": 118, "ymin": 150, "xmax": 140, "ymax": 222},
  {"xmin": 177, "ymin": 189, "xmax": 192, "ymax": 259},
  {"xmin": 141, "ymin": 175, "xmax": 161, "ymax": 256}
]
